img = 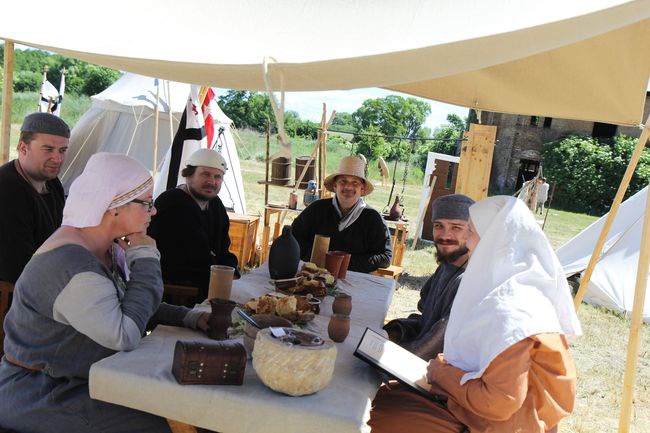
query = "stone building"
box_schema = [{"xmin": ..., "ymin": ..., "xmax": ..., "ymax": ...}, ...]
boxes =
[{"xmin": 481, "ymin": 92, "xmax": 650, "ymax": 193}]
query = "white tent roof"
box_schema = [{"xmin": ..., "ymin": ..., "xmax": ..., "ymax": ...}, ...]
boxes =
[
  {"xmin": 556, "ymin": 186, "xmax": 650, "ymax": 322},
  {"xmin": 60, "ymin": 73, "xmax": 247, "ymax": 214},
  {"xmin": 2, "ymin": 0, "xmax": 650, "ymax": 125}
]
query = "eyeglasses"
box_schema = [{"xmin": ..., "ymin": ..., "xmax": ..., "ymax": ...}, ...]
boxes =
[{"xmin": 131, "ymin": 198, "xmax": 155, "ymax": 212}]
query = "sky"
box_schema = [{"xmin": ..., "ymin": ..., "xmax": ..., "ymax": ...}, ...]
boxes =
[{"xmin": 215, "ymin": 87, "xmax": 471, "ymax": 131}]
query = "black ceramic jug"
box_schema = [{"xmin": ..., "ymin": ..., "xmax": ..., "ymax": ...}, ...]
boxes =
[{"xmin": 268, "ymin": 225, "xmax": 300, "ymax": 280}]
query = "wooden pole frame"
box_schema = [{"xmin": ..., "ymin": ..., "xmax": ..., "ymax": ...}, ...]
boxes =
[
  {"xmin": 152, "ymin": 79, "xmax": 160, "ymax": 178},
  {"xmin": 618, "ymin": 170, "xmax": 650, "ymax": 433},
  {"xmin": 573, "ymin": 114, "xmax": 650, "ymax": 309},
  {"xmin": 1, "ymin": 40, "xmax": 14, "ymax": 164},
  {"xmin": 568, "ymin": 115, "xmax": 650, "ymax": 433}
]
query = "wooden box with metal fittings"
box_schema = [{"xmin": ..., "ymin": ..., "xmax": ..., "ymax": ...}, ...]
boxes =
[{"xmin": 172, "ymin": 340, "xmax": 247, "ymax": 385}]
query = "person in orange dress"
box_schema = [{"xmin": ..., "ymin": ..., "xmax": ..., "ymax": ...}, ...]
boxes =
[{"xmin": 369, "ymin": 196, "xmax": 582, "ymax": 433}]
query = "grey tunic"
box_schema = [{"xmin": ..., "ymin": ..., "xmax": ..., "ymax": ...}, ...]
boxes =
[
  {"xmin": 383, "ymin": 262, "xmax": 465, "ymax": 359},
  {"xmin": 0, "ymin": 244, "xmax": 197, "ymax": 433}
]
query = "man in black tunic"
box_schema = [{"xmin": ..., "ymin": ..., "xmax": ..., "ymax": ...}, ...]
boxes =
[
  {"xmin": 148, "ymin": 148, "xmax": 239, "ymax": 302},
  {"xmin": 383, "ymin": 194, "xmax": 474, "ymax": 360},
  {"xmin": 0, "ymin": 113, "xmax": 70, "ymax": 283},
  {"xmin": 291, "ymin": 155, "xmax": 392, "ymax": 273}
]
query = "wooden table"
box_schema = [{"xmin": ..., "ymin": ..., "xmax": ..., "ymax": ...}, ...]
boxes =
[{"xmin": 89, "ymin": 265, "xmax": 395, "ymax": 433}]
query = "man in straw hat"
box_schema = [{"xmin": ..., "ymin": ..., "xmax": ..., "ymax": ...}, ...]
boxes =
[
  {"xmin": 149, "ymin": 148, "xmax": 239, "ymax": 303},
  {"xmin": 0, "ymin": 112, "xmax": 70, "ymax": 283},
  {"xmin": 383, "ymin": 194, "xmax": 474, "ymax": 360},
  {"xmin": 292, "ymin": 155, "xmax": 392, "ymax": 273}
]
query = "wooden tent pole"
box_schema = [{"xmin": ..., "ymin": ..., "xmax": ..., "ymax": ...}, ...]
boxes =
[
  {"xmin": 574, "ymin": 115, "xmax": 650, "ymax": 309},
  {"xmin": 152, "ymin": 79, "xmax": 161, "ymax": 178},
  {"xmin": 618, "ymin": 174, "xmax": 650, "ymax": 433},
  {"xmin": 1, "ymin": 40, "xmax": 14, "ymax": 164}
]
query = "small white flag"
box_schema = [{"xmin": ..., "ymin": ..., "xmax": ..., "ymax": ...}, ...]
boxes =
[
  {"xmin": 39, "ymin": 80, "xmax": 61, "ymax": 115},
  {"xmin": 52, "ymin": 72, "xmax": 65, "ymax": 116}
]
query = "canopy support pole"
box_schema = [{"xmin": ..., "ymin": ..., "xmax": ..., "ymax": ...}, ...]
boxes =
[
  {"xmin": 618, "ymin": 174, "xmax": 650, "ymax": 433},
  {"xmin": 574, "ymin": 114, "xmax": 650, "ymax": 309},
  {"xmin": 1, "ymin": 40, "xmax": 14, "ymax": 164}
]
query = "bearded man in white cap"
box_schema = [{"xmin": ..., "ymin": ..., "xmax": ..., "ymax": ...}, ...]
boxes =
[
  {"xmin": 383, "ymin": 194, "xmax": 474, "ymax": 359},
  {"xmin": 291, "ymin": 155, "xmax": 392, "ymax": 273},
  {"xmin": 0, "ymin": 112, "xmax": 70, "ymax": 283},
  {"xmin": 148, "ymin": 148, "xmax": 239, "ymax": 303}
]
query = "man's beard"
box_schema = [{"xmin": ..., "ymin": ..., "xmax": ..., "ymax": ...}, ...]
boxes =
[
  {"xmin": 435, "ymin": 243, "xmax": 469, "ymax": 264},
  {"xmin": 188, "ymin": 184, "xmax": 217, "ymax": 202}
]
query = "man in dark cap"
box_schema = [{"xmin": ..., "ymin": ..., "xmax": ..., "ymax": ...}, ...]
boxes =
[
  {"xmin": 383, "ymin": 193, "xmax": 475, "ymax": 360},
  {"xmin": 0, "ymin": 112, "xmax": 70, "ymax": 283}
]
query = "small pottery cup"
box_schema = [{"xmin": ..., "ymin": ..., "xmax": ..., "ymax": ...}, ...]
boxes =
[
  {"xmin": 243, "ymin": 314, "xmax": 293, "ymax": 355},
  {"xmin": 208, "ymin": 299, "xmax": 237, "ymax": 340},
  {"xmin": 207, "ymin": 265, "xmax": 235, "ymax": 301},
  {"xmin": 324, "ymin": 251, "xmax": 344, "ymax": 278},
  {"xmin": 332, "ymin": 293, "xmax": 352, "ymax": 316},
  {"xmin": 328, "ymin": 314, "xmax": 351, "ymax": 343},
  {"xmin": 336, "ymin": 252, "xmax": 352, "ymax": 280}
]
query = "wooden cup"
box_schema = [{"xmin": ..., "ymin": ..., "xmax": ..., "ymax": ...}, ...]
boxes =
[
  {"xmin": 332, "ymin": 293, "xmax": 352, "ymax": 315},
  {"xmin": 208, "ymin": 265, "xmax": 235, "ymax": 301},
  {"xmin": 310, "ymin": 235, "xmax": 330, "ymax": 268}
]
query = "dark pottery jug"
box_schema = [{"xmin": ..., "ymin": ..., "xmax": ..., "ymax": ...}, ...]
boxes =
[
  {"xmin": 208, "ymin": 299, "xmax": 237, "ymax": 340},
  {"xmin": 268, "ymin": 225, "xmax": 300, "ymax": 280}
]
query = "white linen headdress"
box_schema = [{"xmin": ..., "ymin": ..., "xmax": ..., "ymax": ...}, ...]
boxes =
[
  {"xmin": 443, "ymin": 196, "xmax": 582, "ymax": 384},
  {"xmin": 62, "ymin": 153, "xmax": 153, "ymax": 228}
]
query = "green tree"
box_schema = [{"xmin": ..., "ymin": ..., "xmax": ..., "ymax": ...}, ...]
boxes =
[
  {"xmin": 542, "ymin": 134, "xmax": 650, "ymax": 214},
  {"xmin": 218, "ymin": 90, "xmax": 274, "ymax": 132},
  {"xmin": 416, "ymin": 113, "xmax": 463, "ymax": 168},
  {"xmin": 80, "ymin": 65, "xmax": 121, "ymax": 95},
  {"xmin": 332, "ymin": 112, "xmax": 356, "ymax": 133},
  {"xmin": 354, "ymin": 125, "xmax": 389, "ymax": 159},
  {"xmin": 352, "ymin": 95, "xmax": 431, "ymax": 159}
]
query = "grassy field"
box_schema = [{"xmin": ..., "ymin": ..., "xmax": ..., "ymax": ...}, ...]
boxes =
[{"xmin": 5, "ymin": 107, "xmax": 649, "ymax": 431}]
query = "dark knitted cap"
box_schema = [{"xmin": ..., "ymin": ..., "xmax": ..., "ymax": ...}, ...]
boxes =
[
  {"xmin": 20, "ymin": 112, "xmax": 70, "ymax": 138},
  {"xmin": 431, "ymin": 194, "xmax": 475, "ymax": 221}
]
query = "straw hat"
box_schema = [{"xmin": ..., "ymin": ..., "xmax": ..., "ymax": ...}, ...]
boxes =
[{"xmin": 323, "ymin": 155, "xmax": 373, "ymax": 196}]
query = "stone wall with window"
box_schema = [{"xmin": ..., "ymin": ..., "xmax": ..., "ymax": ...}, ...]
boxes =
[{"xmin": 481, "ymin": 92, "xmax": 650, "ymax": 193}]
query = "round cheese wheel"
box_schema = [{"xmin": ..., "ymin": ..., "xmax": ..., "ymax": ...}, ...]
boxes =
[{"xmin": 252, "ymin": 328, "xmax": 337, "ymax": 396}]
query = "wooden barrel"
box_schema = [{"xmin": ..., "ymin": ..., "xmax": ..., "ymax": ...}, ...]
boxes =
[
  {"xmin": 271, "ymin": 157, "xmax": 291, "ymax": 186},
  {"xmin": 294, "ymin": 156, "xmax": 315, "ymax": 189}
]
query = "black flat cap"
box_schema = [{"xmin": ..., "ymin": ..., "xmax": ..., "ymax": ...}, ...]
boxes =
[{"xmin": 20, "ymin": 112, "xmax": 70, "ymax": 138}]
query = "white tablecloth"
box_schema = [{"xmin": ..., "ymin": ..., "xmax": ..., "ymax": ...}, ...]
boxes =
[{"xmin": 89, "ymin": 265, "xmax": 395, "ymax": 433}]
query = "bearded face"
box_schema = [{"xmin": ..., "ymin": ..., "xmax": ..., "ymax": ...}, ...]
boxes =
[{"xmin": 433, "ymin": 219, "xmax": 471, "ymax": 265}]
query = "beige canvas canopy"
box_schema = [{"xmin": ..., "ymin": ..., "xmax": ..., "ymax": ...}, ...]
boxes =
[
  {"xmin": 1, "ymin": 0, "xmax": 650, "ymax": 125},
  {"xmin": 2, "ymin": 1, "xmax": 650, "ymax": 431}
]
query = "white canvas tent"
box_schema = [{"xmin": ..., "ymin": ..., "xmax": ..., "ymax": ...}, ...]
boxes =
[
  {"xmin": 557, "ymin": 187, "xmax": 650, "ymax": 323},
  {"xmin": 59, "ymin": 73, "xmax": 246, "ymax": 214}
]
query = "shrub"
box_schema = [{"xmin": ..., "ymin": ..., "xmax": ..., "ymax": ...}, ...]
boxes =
[{"xmin": 542, "ymin": 134, "xmax": 650, "ymax": 215}]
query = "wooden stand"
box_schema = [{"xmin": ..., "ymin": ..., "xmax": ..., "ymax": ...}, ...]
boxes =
[
  {"xmin": 372, "ymin": 221, "xmax": 408, "ymax": 281},
  {"xmin": 258, "ymin": 104, "xmax": 336, "ymax": 264}
]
